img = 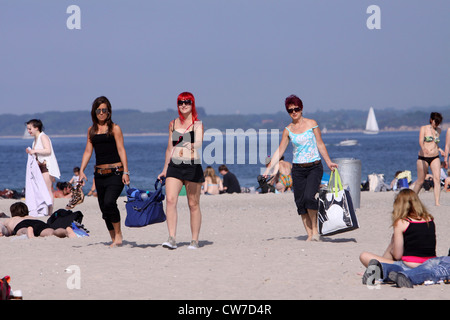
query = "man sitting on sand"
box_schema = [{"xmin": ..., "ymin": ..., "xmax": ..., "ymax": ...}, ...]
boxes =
[{"xmin": 0, "ymin": 202, "xmax": 76, "ymax": 238}]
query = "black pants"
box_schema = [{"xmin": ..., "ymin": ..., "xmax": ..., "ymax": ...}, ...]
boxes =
[
  {"xmin": 95, "ymin": 173, "xmax": 124, "ymax": 230},
  {"xmin": 292, "ymin": 162, "xmax": 323, "ymax": 215}
]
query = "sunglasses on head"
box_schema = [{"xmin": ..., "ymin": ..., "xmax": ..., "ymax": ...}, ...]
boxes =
[
  {"xmin": 96, "ymin": 108, "xmax": 108, "ymax": 115},
  {"xmin": 178, "ymin": 100, "xmax": 192, "ymax": 106},
  {"xmin": 287, "ymin": 107, "xmax": 302, "ymax": 114}
]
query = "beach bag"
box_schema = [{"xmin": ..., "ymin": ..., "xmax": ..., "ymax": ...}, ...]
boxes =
[
  {"xmin": 256, "ymin": 175, "xmax": 275, "ymax": 193},
  {"xmin": 318, "ymin": 170, "xmax": 359, "ymax": 236},
  {"xmin": 125, "ymin": 178, "xmax": 166, "ymax": 227},
  {"xmin": 0, "ymin": 276, "xmax": 11, "ymax": 300},
  {"xmin": 47, "ymin": 209, "xmax": 89, "ymax": 237}
]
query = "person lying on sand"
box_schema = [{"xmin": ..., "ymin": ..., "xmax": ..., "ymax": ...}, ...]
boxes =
[{"xmin": 0, "ymin": 202, "xmax": 77, "ymax": 238}]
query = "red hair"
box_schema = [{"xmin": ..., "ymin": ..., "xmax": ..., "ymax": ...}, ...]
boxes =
[{"xmin": 177, "ymin": 92, "xmax": 198, "ymax": 124}]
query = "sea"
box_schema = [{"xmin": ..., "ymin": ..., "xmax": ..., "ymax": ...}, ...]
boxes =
[{"xmin": 0, "ymin": 130, "xmax": 425, "ymax": 194}]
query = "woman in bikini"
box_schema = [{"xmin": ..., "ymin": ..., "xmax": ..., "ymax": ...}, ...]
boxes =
[
  {"xmin": 275, "ymin": 156, "xmax": 293, "ymax": 192},
  {"xmin": 263, "ymin": 95, "xmax": 337, "ymax": 241},
  {"xmin": 202, "ymin": 166, "xmax": 223, "ymax": 195},
  {"xmin": 413, "ymin": 112, "xmax": 443, "ymax": 206}
]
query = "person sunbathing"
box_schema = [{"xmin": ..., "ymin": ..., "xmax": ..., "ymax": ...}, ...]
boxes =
[{"xmin": 0, "ymin": 202, "xmax": 76, "ymax": 238}]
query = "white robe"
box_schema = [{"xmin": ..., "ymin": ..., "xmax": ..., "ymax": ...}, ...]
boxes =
[
  {"xmin": 25, "ymin": 152, "xmax": 52, "ymax": 217},
  {"xmin": 33, "ymin": 132, "xmax": 60, "ymax": 179}
]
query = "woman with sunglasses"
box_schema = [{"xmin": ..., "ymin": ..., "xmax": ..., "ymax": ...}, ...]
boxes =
[
  {"xmin": 79, "ymin": 96, "xmax": 130, "ymax": 247},
  {"xmin": 158, "ymin": 92, "xmax": 204, "ymax": 250},
  {"xmin": 264, "ymin": 95, "xmax": 337, "ymax": 241}
]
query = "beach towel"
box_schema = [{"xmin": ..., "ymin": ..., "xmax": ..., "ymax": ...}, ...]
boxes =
[
  {"xmin": 25, "ymin": 152, "xmax": 52, "ymax": 217},
  {"xmin": 368, "ymin": 173, "xmax": 389, "ymax": 192},
  {"xmin": 318, "ymin": 170, "xmax": 359, "ymax": 236}
]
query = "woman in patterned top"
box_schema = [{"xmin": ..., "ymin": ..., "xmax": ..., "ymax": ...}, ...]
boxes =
[{"xmin": 264, "ymin": 95, "xmax": 337, "ymax": 241}]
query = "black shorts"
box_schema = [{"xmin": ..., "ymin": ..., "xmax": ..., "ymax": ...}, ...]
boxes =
[
  {"xmin": 292, "ymin": 161, "xmax": 323, "ymax": 215},
  {"xmin": 13, "ymin": 219, "xmax": 51, "ymax": 237},
  {"xmin": 166, "ymin": 160, "xmax": 205, "ymax": 183}
]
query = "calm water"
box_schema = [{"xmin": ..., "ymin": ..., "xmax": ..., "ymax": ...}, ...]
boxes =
[{"xmin": 0, "ymin": 130, "xmax": 424, "ymax": 193}]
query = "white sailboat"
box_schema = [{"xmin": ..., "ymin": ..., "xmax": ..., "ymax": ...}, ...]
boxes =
[{"xmin": 364, "ymin": 107, "xmax": 379, "ymax": 134}]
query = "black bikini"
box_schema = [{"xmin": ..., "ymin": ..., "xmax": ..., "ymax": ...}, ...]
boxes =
[{"xmin": 418, "ymin": 155, "xmax": 439, "ymax": 166}]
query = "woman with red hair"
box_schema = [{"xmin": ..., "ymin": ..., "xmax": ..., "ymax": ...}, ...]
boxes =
[{"xmin": 158, "ymin": 92, "xmax": 204, "ymax": 250}]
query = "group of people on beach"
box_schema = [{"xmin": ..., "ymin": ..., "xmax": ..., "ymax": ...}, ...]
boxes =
[
  {"xmin": 2, "ymin": 93, "xmax": 449, "ymax": 287},
  {"xmin": 359, "ymin": 111, "xmax": 450, "ymax": 288},
  {"xmin": 7, "ymin": 93, "xmax": 337, "ymax": 248}
]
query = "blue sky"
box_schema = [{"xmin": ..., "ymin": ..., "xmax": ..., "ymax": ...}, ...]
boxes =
[{"xmin": 1, "ymin": 0, "xmax": 449, "ymax": 115}]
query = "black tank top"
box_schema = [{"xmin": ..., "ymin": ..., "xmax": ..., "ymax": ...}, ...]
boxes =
[
  {"xmin": 402, "ymin": 219, "xmax": 436, "ymax": 258},
  {"xmin": 91, "ymin": 134, "xmax": 121, "ymax": 165}
]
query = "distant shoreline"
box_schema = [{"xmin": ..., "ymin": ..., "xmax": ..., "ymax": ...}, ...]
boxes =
[
  {"xmin": 0, "ymin": 127, "xmax": 427, "ymax": 139},
  {"xmin": 0, "ymin": 132, "xmax": 170, "ymax": 139}
]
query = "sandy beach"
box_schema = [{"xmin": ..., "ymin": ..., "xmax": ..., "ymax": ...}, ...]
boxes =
[{"xmin": 1, "ymin": 190, "xmax": 449, "ymax": 300}]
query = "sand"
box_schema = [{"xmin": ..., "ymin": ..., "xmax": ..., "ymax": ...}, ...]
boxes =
[{"xmin": 1, "ymin": 190, "xmax": 450, "ymax": 300}]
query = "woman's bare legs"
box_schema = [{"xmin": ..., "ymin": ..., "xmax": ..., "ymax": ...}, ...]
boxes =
[
  {"xmin": 42, "ymin": 172, "xmax": 54, "ymax": 214},
  {"xmin": 430, "ymin": 158, "xmax": 441, "ymax": 206},
  {"xmin": 413, "ymin": 159, "xmax": 427, "ymax": 195},
  {"xmin": 301, "ymin": 209, "xmax": 319, "ymax": 241},
  {"xmin": 164, "ymin": 177, "xmax": 184, "ymax": 240},
  {"xmin": 185, "ymin": 181, "xmax": 202, "ymax": 242}
]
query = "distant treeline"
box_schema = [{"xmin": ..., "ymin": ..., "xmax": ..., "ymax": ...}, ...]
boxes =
[{"xmin": 1, "ymin": 105, "xmax": 450, "ymax": 136}]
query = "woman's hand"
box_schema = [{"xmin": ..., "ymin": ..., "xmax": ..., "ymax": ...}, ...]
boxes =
[
  {"xmin": 122, "ymin": 173, "xmax": 130, "ymax": 186},
  {"xmin": 79, "ymin": 171, "xmax": 88, "ymax": 184},
  {"xmin": 328, "ymin": 162, "xmax": 338, "ymax": 171},
  {"xmin": 157, "ymin": 171, "xmax": 166, "ymax": 181}
]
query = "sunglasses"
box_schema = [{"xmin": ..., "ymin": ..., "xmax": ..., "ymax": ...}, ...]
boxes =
[
  {"xmin": 287, "ymin": 107, "xmax": 302, "ymax": 114},
  {"xmin": 96, "ymin": 108, "xmax": 108, "ymax": 115},
  {"xmin": 178, "ymin": 100, "xmax": 192, "ymax": 106}
]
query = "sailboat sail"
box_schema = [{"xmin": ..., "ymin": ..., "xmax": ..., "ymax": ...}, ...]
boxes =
[{"xmin": 364, "ymin": 107, "xmax": 379, "ymax": 134}]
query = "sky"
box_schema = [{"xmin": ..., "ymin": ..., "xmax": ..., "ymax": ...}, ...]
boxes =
[{"xmin": 0, "ymin": 0, "xmax": 449, "ymax": 115}]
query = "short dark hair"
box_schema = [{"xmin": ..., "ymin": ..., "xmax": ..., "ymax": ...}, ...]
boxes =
[
  {"xmin": 430, "ymin": 112, "xmax": 443, "ymax": 126},
  {"xmin": 218, "ymin": 164, "xmax": 229, "ymax": 172},
  {"xmin": 284, "ymin": 95, "xmax": 303, "ymax": 112},
  {"xmin": 26, "ymin": 119, "xmax": 44, "ymax": 132},
  {"xmin": 10, "ymin": 202, "xmax": 29, "ymax": 217}
]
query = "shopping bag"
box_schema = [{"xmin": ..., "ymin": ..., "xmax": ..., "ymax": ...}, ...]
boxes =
[
  {"xmin": 125, "ymin": 178, "xmax": 166, "ymax": 227},
  {"xmin": 317, "ymin": 170, "xmax": 359, "ymax": 236}
]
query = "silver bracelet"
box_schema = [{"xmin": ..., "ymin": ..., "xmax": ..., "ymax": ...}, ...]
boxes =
[{"xmin": 123, "ymin": 172, "xmax": 130, "ymax": 175}]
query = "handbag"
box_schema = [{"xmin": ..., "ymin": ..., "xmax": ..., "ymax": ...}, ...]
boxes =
[
  {"xmin": 125, "ymin": 178, "xmax": 166, "ymax": 227},
  {"xmin": 317, "ymin": 169, "xmax": 359, "ymax": 236}
]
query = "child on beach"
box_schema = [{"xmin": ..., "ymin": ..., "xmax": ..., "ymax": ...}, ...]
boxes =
[
  {"xmin": 360, "ymin": 189, "xmax": 436, "ymax": 284},
  {"xmin": 0, "ymin": 202, "xmax": 76, "ymax": 238},
  {"xmin": 68, "ymin": 167, "xmax": 86, "ymax": 188}
]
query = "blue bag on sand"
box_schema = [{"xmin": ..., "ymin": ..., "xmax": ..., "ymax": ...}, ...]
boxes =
[
  {"xmin": 397, "ymin": 178, "xmax": 408, "ymax": 190},
  {"xmin": 125, "ymin": 178, "xmax": 166, "ymax": 228}
]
